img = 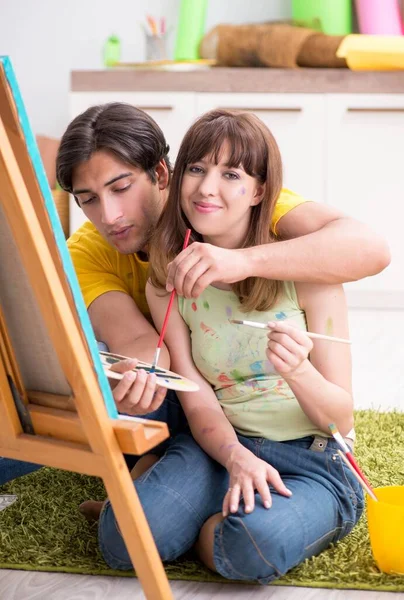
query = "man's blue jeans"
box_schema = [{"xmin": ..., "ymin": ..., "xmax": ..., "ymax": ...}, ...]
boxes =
[
  {"xmin": 98, "ymin": 433, "xmax": 364, "ymax": 584},
  {"xmin": 0, "ymin": 458, "xmax": 41, "ymax": 486},
  {"xmin": 0, "ymin": 390, "xmax": 188, "ymax": 487}
]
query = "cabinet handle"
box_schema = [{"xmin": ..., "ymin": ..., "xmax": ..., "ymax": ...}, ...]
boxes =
[
  {"xmin": 218, "ymin": 107, "xmax": 302, "ymax": 112},
  {"xmin": 136, "ymin": 105, "xmax": 173, "ymax": 111},
  {"xmin": 347, "ymin": 107, "xmax": 404, "ymax": 113}
]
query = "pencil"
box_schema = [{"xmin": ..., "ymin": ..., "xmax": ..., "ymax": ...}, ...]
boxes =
[
  {"xmin": 337, "ymin": 450, "xmax": 378, "ymax": 501},
  {"xmin": 229, "ymin": 319, "xmax": 351, "ymax": 345},
  {"xmin": 150, "ymin": 229, "xmax": 192, "ymax": 372}
]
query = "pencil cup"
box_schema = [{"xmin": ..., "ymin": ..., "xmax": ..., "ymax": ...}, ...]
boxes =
[
  {"xmin": 367, "ymin": 486, "xmax": 404, "ymax": 574},
  {"xmin": 145, "ymin": 34, "xmax": 167, "ymax": 61}
]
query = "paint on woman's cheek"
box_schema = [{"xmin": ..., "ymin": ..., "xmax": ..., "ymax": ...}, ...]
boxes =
[
  {"xmin": 239, "ymin": 186, "xmax": 246, "ymax": 195},
  {"xmin": 326, "ymin": 317, "xmax": 333, "ymax": 336}
]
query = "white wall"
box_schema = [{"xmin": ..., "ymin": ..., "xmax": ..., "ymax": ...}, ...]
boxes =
[{"xmin": 0, "ymin": 0, "xmax": 290, "ymax": 138}]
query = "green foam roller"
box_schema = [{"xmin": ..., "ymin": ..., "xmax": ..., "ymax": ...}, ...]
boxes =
[{"xmin": 174, "ymin": 0, "xmax": 208, "ymax": 61}]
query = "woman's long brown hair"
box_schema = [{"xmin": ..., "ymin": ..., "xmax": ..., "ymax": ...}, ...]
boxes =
[{"xmin": 149, "ymin": 109, "xmax": 283, "ymax": 312}]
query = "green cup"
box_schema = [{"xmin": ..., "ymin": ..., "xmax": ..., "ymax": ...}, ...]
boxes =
[{"xmin": 174, "ymin": 0, "xmax": 208, "ymax": 61}]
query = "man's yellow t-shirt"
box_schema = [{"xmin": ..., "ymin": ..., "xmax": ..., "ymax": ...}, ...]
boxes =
[{"xmin": 67, "ymin": 188, "xmax": 307, "ymax": 319}]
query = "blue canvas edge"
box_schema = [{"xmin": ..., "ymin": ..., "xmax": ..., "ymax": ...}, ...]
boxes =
[{"xmin": 0, "ymin": 56, "xmax": 118, "ymax": 419}]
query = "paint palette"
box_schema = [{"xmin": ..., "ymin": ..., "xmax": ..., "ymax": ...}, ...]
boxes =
[
  {"xmin": 0, "ymin": 495, "xmax": 18, "ymax": 512},
  {"xmin": 99, "ymin": 351, "xmax": 199, "ymax": 392}
]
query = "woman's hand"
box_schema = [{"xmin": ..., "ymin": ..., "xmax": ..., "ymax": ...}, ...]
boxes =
[
  {"xmin": 266, "ymin": 320, "xmax": 313, "ymax": 378},
  {"xmin": 223, "ymin": 445, "xmax": 292, "ymax": 516}
]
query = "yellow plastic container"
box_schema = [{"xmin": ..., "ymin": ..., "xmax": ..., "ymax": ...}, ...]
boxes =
[
  {"xmin": 337, "ymin": 34, "xmax": 404, "ymax": 70},
  {"xmin": 367, "ymin": 486, "xmax": 404, "ymax": 574}
]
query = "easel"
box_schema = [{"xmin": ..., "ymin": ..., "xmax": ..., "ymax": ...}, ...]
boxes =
[{"xmin": 0, "ymin": 56, "xmax": 173, "ymax": 600}]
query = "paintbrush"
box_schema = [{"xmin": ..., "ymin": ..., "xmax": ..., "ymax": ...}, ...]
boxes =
[
  {"xmin": 337, "ymin": 450, "xmax": 378, "ymax": 501},
  {"xmin": 150, "ymin": 228, "xmax": 192, "ymax": 373},
  {"xmin": 229, "ymin": 319, "xmax": 351, "ymax": 345},
  {"xmin": 329, "ymin": 423, "xmax": 377, "ymax": 500}
]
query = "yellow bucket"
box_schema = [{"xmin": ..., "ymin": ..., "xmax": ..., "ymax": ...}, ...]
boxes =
[{"xmin": 367, "ymin": 486, "xmax": 404, "ymax": 574}]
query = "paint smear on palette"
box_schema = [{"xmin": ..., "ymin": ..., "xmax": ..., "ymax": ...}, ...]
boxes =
[
  {"xmin": 226, "ymin": 306, "xmax": 232, "ymax": 318},
  {"xmin": 275, "ymin": 311, "xmax": 287, "ymax": 320},
  {"xmin": 191, "ymin": 302, "xmax": 197, "ymax": 312},
  {"xmin": 326, "ymin": 317, "xmax": 333, "ymax": 336},
  {"xmin": 203, "ymin": 300, "xmax": 210, "ymax": 310},
  {"xmin": 99, "ymin": 351, "xmax": 199, "ymax": 392}
]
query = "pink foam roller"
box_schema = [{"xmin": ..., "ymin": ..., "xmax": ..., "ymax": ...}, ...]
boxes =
[{"xmin": 355, "ymin": 0, "xmax": 403, "ymax": 35}]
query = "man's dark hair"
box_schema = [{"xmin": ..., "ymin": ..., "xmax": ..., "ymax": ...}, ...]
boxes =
[{"xmin": 56, "ymin": 102, "xmax": 172, "ymax": 193}]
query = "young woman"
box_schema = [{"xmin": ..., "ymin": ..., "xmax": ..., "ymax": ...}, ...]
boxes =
[{"xmin": 145, "ymin": 109, "xmax": 364, "ymax": 583}]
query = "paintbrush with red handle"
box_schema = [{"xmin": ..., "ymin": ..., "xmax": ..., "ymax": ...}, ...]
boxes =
[
  {"xmin": 150, "ymin": 228, "xmax": 192, "ymax": 373},
  {"xmin": 329, "ymin": 423, "xmax": 378, "ymax": 500}
]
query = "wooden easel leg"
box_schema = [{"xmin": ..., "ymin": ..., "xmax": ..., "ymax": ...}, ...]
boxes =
[{"xmin": 103, "ymin": 466, "xmax": 173, "ymax": 600}]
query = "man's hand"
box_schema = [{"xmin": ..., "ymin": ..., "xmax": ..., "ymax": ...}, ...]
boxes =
[
  {"xmin": 109, "ymin": 358, "xmax": 167, "ymax": 415},
  {"xmin": 166, "ymin": 242, "xmax": 250, "ymax": 298}
]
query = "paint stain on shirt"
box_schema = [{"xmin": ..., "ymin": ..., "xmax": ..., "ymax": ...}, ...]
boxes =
[
  {"xmin": 275, "ymin": 311, "xmax": 287, "ymax": 320},
  {"xmin": 200, "ymin": 322, "xmax": 217, "ymax": 337},
  {"xmin": 230, "ymin": 368, "xmax": 245, "ymax": 384},
  {"xmin": 250, "ymin": 360, "xmax": 264, "ymax": 373},
  {"xmin": 218, "ymin": 372, "xmax": 233, "ymax": 386}
]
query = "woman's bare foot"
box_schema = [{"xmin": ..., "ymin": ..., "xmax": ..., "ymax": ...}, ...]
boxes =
[{"xmin": 79, "ymin": 454, "xmax": 159, "ymax": 522}]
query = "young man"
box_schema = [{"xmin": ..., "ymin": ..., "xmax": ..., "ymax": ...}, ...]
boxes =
[{"xmin": 0, "ymin": 102, "xmax": 389, "ymax": 487}]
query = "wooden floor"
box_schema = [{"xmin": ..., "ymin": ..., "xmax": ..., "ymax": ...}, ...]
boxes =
[{"xmin": 0, "ymin": 570, "xmax": 402, "ymax": 600}]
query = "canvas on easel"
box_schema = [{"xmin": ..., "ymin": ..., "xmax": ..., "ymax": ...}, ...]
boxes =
[{"xmin": 0, "ymin": 56, "xmax": 173, "ymax": 600}]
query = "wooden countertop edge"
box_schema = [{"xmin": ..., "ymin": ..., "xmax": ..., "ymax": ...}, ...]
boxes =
[{"xmin": 71, "ymin": 68, "xmax": 404, "ymax": 94}]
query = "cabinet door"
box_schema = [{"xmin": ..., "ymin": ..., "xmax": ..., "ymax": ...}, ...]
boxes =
[
  {"xmin": 196, "ymin": 93, "xmax": 326, "ymax": 202},
  {"xmin": 326, "ymin": 95, "xmax": 404, "ymax": 411},
  {"xmin": 69, "ymin": 92, "xmax": 196, "ymax": 233},
  {"xmin": 326, "ymin": 95, "xmax": 404, "ymax": 303}
]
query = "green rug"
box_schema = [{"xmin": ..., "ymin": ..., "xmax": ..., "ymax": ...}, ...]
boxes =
[{"xmin": 1, "ymin": 410, "xmax": 404, "ymax": 592}]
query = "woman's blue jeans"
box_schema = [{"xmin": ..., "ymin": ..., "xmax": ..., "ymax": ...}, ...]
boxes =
[{"xmin": 98, "ymin": 432, "xmax": 364, "ymax": 584}]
